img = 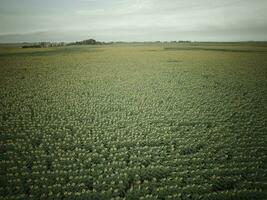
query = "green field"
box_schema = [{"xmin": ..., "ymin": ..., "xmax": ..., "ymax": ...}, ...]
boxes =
[{"xmin": 0, "ymin": 43, "xmax": 267, "ymax": 200}]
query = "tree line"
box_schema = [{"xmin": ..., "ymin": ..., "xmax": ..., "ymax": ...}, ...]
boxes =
[{"xmin": 22, "ymin": 39, "xmax": 193, "ymax": 48}]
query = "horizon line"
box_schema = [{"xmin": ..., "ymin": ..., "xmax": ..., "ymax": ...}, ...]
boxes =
[{"xmin": 1, "ymin": 40, "xmax": 267, "ymax": 44}]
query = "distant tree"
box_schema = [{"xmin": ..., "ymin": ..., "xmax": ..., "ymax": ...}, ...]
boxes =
[
  {"xmin": 67, "ymin": 39, "xmax": 105, "ymax": 46},
  {"xmin": 84, "ymin": 39, "xmax": 97, "ymax": 45}
]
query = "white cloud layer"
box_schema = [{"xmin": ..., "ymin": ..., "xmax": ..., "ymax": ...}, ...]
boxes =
[{"xmin": 0, "ymin": 0, "xmax": 267, "ymax": 42}]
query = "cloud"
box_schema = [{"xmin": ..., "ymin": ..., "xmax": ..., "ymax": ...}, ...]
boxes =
[{"xmin": 0, "ymin": 0, "xmax": 267, "ymax": 42}]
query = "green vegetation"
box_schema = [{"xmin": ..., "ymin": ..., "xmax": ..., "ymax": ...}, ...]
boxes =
[{"xmin": 0, "ymin": 43, "xmax": 267, "ymax": 200}]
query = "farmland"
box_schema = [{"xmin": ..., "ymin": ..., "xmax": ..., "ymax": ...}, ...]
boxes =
[{"xmin": 0, "ymin": 43, "xmax": 267, "ymax": 199}]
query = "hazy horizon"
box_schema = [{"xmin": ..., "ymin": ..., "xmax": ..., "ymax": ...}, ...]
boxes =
[{"xmin": 1, "ymin": 0, "xmax": 267, "ymax": 43}]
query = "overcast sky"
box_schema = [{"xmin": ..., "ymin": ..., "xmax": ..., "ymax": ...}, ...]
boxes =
[{"xmin": 0, "ymin": 0, "xmax": 267, "ymax": 42}]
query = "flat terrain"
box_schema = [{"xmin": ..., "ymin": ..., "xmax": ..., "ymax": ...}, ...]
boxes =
[{"xmin": 0, "ymin": 43, "xmax": 267, "ymax": 199}]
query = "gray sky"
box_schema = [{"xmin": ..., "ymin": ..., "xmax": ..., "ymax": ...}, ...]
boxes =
[{"xmin": 0, "ymin": 0, "xmax": 267, "ymax": 42}]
